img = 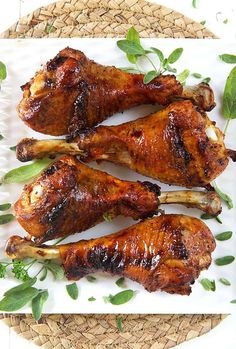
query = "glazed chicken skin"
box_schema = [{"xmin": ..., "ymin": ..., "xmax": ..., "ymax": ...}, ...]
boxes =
[
  {"xmin": 14, "ymin": 155, "xmax": 221, "ymax": 243},
  {"xmin": 6, "ymin": 214, "xmax": 216, "ymax": 295},
  {"xmin": 17, "ymin": 100, "xmax": 232, "ymax": 188},
  {"xmin": 18, "ymin": 47, "xmax": 215, "ymax": 136}
]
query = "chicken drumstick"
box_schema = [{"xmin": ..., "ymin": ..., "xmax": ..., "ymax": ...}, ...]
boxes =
[
  {"xmin": 18, "ymin": 47, "xmax": 215, "ymax": 136},
  {"xmin": 14, "ymin": 155, "xmax": 221, "ymax": 243},
  {"xmin": 17, "ymin": 100, "xmax": 234, "ymax": 188},
  {"xmin": 6, "ymin": 214, "xmax": 215, "ymax": 295}
]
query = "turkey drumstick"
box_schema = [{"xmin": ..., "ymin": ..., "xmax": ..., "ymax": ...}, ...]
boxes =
[
  {"xmin": 18, "ymin": 47, "xmax": 215, "ymax": 136},
  {"xmin": 14, "ymin": 156, "xmax": 221, "ymax": 243},
  {"xmin": 17, "ymin": 100, "xmax": 233, "ymax": 188},
  {"xmin": 6, "ymin": 214, "xmax": 216, "ymax": 295}
]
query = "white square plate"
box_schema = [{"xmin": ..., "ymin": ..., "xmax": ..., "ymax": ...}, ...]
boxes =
[{"xmin": 0, "ymin": 38, "xmax": 235, "ymax": 314}]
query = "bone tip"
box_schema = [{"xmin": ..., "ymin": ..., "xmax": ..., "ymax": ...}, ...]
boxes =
[
  {"xmin": 5, "ymin": 235, "xmax": 28, "ymax": 259},
  {"xmin": 16, "ymin": 138, "xmax": 36, "ymax": 162},
  {"xmin": 205, "ymin": 191, "xmax": 222, "ymax": 216}
]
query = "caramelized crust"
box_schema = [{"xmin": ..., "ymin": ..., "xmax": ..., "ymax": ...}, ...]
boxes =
[
  {"xmin": 14, "ymin": 156, "xmax": 160, "ymax": 242},
  {"xmin": 59, "ymin": 214, "xmax": 215, "ymax": 294},
  {"xmin": 18, "ymin": 47, "xmax": 183, "ymax": 136}
]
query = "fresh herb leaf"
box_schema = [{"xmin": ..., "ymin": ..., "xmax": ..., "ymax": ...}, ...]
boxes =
[
  {"xmin": 44, "ymin": 261, "xmax": 64, "ymax": 280},
  {"xmin": 32, "ymin": 290, "xmax": 49, "ymax": 321},
  {"xmin": 117, "ymin": 40, "xmax": 145, "ymax": 56},
  {"xmin": 202, "ymin": 77, "xmax": 211, "ymax": 84},
  {"xmin": 177, "ymin": 69, "xmax": 190, "ymax": 84},
  {"xmin": 219, "ymin": 278, "xmax": 231, "ymax": 286},
  {"xmin": 4, "ymin": 277, "xmax": 37, "ymax": 297},
  {"xmin": 103, "ymin": 213, "xmax": 113, "ymax": 222},
  {"xmin": 231, "ymin": 300, "xmax": 236, "ymax": 304},
  {"xmin": 0, "ymin": 264, "xmax": 7, "ymax": 278},
  {"xmin": 86, "ymin": 275, "xmax": 96, "ymax": 282},
  {"xmin": 222, "ymin": 66, "xmax": 236, "ymax": 120},
  {"xmin": 116, "ymin": 316, "xmax": 123, "ymax": 332},
  {"xmin": 200, "ymin": 213, "xmax": 222, "ymax": 224},
  {"xmin": 11, "ymin": 260, "xmax": 31, "ymax": 281},
  {"xmin": 88, "ymin": 296, "xmax": 96, "ymax": 302},
  {"xmin": 1, "ymin": 159, "xmax": 52, "ymax": 184},
  {"xmin": 126, "ymin": 26, "xmax": 140, "ymax": 45},
  {"xmin": 143, "ymin": 70, "xmax": 159, "ymax": 84},
  {"xmin": 0, "ymin": 61, "xmax": 7, "ymax": 81},
  {"xmin": 223, "ymin": 19, "xmax": 228, "ymax": 24},
  {"xmin": 212, "ymin": 182, "xmax": 233, "ymax": 209},
  {"xmin": 150, "ymin": 47, "xmax": 164, "ymax": 62},
  {"xmin": 215, "ymin": 231, "xmax": 233, "ymax": 241},
  {"xmin": 192, "ymin": 0, "xmax": 197, "ymax": 8},
  {"xmin": 46, "ymin": 24, "xmax": 56, "ymax": 34},
  {"xmin": 219, "ymin": 54, "xmax": 236, "ymax": 64},
  {"xmin": 200, "ymin": 20, "xmax": 206, "ymax": 25},
  {"xmin": 0, "ymin": 134, "xmax": 3, "ymax": 141},
  {"xmin": 165, "ymin": 65, "xmax": 177, "ymax": 73},
  {"xmin": 39, "ymin": 267, "xmax": 48, "ymax": 281},
  {"xmin": 200, "ymin": 279, "xmax": 216, "ymax": 291},
  {"xmin": 167, "ymin": 48, "xmax": 183, "ymax": 64},
  {"xmin": 215, "ymin": 256, "xmax": 235, "ymax": 266},
  {"xmin": 115, "ymin": 277, "xmax": 126, "ymax": 288},
  {"xmin": 0, "ymin": 214, "xmax": 15, "ymax": 225},
  {"xmin": 66, "ymin": 282, "xmax": 78, "ymax": 300},
  {"xmin": 9, "ymin": 145, "xmax": 16, "ymax": 151},
  {"xmin": 0, "ymin": 203, "xmax": 11, "ymax": 211},
  {"xmin": 0, "ymin": 287, "xmax": 39, "ymax": 311},
  {"xmin": 192, "ymin": 72, "xmax": 202, "ymax": 78},
  {"xmin": 126, "ymin": 27, "xmax": 141, "ymax": 64},
  {"xmin": 105, "ymin": 289, "xmax": 135, "ymax": 305}
]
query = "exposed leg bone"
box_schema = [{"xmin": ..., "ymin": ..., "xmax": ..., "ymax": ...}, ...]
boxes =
[
  {"xmin": 159, "ymin": 190, "xmax": 221, "ymax": 216},
  {"xmin": 181, "ymin": 83, "xmax": 216, "ymax": 111}
]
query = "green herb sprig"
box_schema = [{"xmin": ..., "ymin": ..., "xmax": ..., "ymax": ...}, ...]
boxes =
[{"xmin": 117, "ymin": 27, "xmax": 183, "ymax": 84}]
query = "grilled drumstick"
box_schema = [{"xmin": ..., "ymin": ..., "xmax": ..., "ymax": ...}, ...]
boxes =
[
  {"xmin": 18, "ymin": 47, "xmax": 215, "ymax": 136},
  {"xmin": 14, "ymin": 156, "xmax": 221, "ymax": 243},
  {"xmin": 6, "ymin": 214, "xmax": 216, "ymax": 295},
  {"xmin": 17, "ymin": 100, "xmax": 234, "ymax": 188}
]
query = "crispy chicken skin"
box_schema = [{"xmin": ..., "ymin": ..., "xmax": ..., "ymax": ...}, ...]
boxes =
[
  {"xmin": 17, "ymin": 47, "xmax": 215, "ymax": 136},
  {"xmin": 6, "ymin": 215, "xmax": 216, "ymax": 295},
  {"xmin": 17, "ymin": 101, "xmax": 229, "ymax": 187},
  {"xmin": 14, "ymin": 155, "xmax": 161, "ymax": 242}
]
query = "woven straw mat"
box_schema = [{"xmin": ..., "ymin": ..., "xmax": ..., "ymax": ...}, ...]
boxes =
[{"xmin": 0, "ymin": 0, "xmax": 224, "ymax": 348}]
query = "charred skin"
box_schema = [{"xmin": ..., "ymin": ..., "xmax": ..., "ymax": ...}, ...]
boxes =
[
  {"xmin": 6, "ymin": 215, "xmax": 216, "ymax": 295},
  {"xmin": 17, "ymin": 48, "xmax": 182, "ymax": 136},
  {"xmin": 14, "ymin": 155, "xmax": 160, "ymax": 242}
]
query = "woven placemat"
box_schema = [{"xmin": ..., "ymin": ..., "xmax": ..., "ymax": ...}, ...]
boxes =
[{"xmin": 0, "ymin": 0, "xmax": 224, "ymax": 348}]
